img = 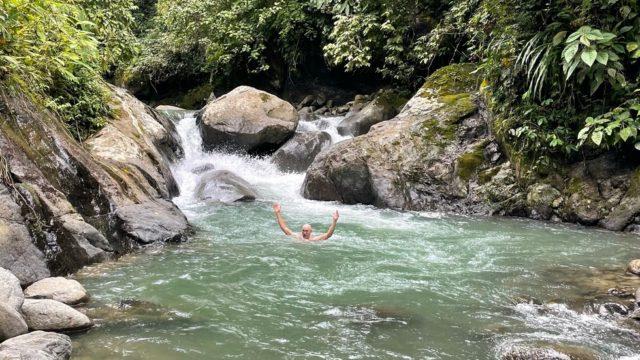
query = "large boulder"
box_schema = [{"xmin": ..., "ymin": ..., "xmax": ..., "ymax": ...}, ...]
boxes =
[
  {"xmin": 302, "ymin": 64, "xmax": 519, "ymax": 214},
  {"xmin": 0, "ymin": 268, "xmax": 28, "ymax": 341},
  {"xmin": 24, "ymin": 277, "xmax": 89, "ymax": 305},
  {"xmin": 526, "ymin": 183, "xmax": 563, "ymax": 220},
  {"xmin": 21, "ymin": 299, "xmax": 92, "ymax": 332},
  {"xmin": 0, "ymin": 331, "xmax": 72, "ymax": 360},
  {"xmin": 197, "ymin": 86, "xmax": 299, "ymax": 154},
  {"xmin": 272, "ymin": 131, "xmax": 332, "ymax": 172},
  {"xmin": 194, "ymin": 170, "xmax": 257, "ymax": 203},
  {"xmin": 113, "ymin": 200, "xmax": 189, "ymax": 245},
  {"xmin": 336, "ymin": 90, "xmax": 406, "ymax": 136}
]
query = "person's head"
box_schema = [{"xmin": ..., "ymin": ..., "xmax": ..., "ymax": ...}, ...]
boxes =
[{"xmin": 301, "ymin": 224, "xmax": 312, "ymax": 239}]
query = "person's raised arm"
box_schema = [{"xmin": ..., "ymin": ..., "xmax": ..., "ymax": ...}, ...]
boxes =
[
  {"xmin": 273, "ymin": 203, "xmax": 293, "ymax": 235},
  {"xmin": 313, "ymin": 210, "xmax": 339, "ymax": 241}
]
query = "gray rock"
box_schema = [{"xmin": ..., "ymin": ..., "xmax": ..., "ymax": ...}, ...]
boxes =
[
  {"xmin": 21, "ymin": 299, "xmax": 92, "ymax": 332},
  {"xmin": 194, "ymin": 170, "xmax": 257, "ymax": 203},
  {"xmin": 272, "ymin": 131, "xmax": 332, "ymax": 172},
  {"xmin": 298, "ymin": 106, "xmax": 317, "ymax": 122},
  {"xmin": 297, "ymin": 95, "xmax": 315, "ymax": 109},
  {"xmin": 114, "ymin": 200, "xmax": 189, "ymax": 245},
  {"xmin": 0, "ymin": 268, "xmax": 27, "ymax": 341},
  {"xmin": 197, "ymin": 86, "xmax": 299, "ymax": 154},
  {"xmin": 0, "ymin": 185, "xmax": 50, "ymax": 285},
  {"xmin": 598, "ymin": 302, "xmax": 628, "ymax": 316},
  {"xmin": 303, "ymin": 64, "xmax": 502, "ymax": 214},
  {"xmin": 627, "ymin": 259, "xmax": 640, "ymax": 276},
  {"xmin": 337, "ymin": 90, "xmax": 405, "ymax": 136},
  {"xmin": 0, "ymin": 331, "xmax": 72, "ymax": 360},
  {"xmin": 24, "ymin": 277, "xmax": 89, "ymax": 305},
  {"xmin": 526, "ymin": 183, "xmax": 562, "ymax": 220},
  {"xmin": 191, "ymin": 163, "xmax": 216, "ymax": 175}
]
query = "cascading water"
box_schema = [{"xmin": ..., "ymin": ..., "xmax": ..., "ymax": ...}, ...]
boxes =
[{"xmin": 72, "ymin": 113, "xmax": 640, "ymax": 359}]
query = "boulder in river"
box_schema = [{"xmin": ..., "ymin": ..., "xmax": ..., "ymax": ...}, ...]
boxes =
[
  {"xmin": 336, "ymin": 90, "xmax": 406, "ymax": 136},
  {"xmin": 197, "ymin": 86, "xmax": 299, "ymax": 154},
  {"xmin": 272, "ymin": 131, "xmax": 332, "ymax": 172},
  {"xmin": 194, "ymin": 170, "xmax": 257, "ymax": 203},
  {"xmin": 24, "ymin": 277, "xmax": 89, "ymax": 305},
  {"xmin": 500, "ymin": 344, "xmax": 599, "ymax": 360},
  {"xmin": 627, "ymin": 259, "xmax": 640, "ymax": 275},
  {"xmin": 155, "ymin": 105, "xmax": 192, "ymax": 122},
  {"xmin": 302, "ymin": 63, "xmax": 517, "ymax": 213},
  {"xmin": 0, "ymin": 331, "xmax": 72, "ymax": 360},
  {"xmin": 0, "ymin": 268, "xmax": 28, "ymax": 341},
  {"xmin": 21, "ymin": 299, "xmax": 92, "ymax": 332},
  {"xmin": 114, "ymin": 200, "xmax": 190, "ymax": 245}
]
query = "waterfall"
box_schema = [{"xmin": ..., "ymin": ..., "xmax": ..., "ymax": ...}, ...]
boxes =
[{"xmin": 170, "ymin": 113, "xmax": 350, "ymax": 211}]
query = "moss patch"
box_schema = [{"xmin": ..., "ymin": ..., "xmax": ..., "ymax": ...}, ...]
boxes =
[
  {"xmin": 421, "ymin": 63, "xmax": 478, "ymax": 97},
  {"xmin": 456, "ymin": 148, "xmax": 485, "ymax": 181},
  {"xmin": 478, "ymin": 166, "xmax": 500, "ymax": 184},
  {"xmin": 439, "ymin": 93, "xmax": 477, "ymax": 124},
  {"xmin": 418, "ymin": 117, "xmax": 456, "ymax": 146},
  {"xmin": 374, "ymin": 90, "xmax": 408, "ymax": 110}
]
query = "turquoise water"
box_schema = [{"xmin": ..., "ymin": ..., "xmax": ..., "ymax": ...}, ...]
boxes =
[{"xmin": 71, "ymin": 115, "xmax": 640, "ymax": 359}]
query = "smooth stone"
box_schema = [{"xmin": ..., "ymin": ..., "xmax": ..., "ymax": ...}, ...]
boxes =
[
  {"xmin": 272, "ymin": 131, "xmax": 332, "ymax": 172},
  {"xmin": 197, "ymin": 86, "xmax": 298, "ymax": 154},
  {"xmin": 24, "ymin": 277, "xmax": 89, "ymax": 305},
  {"xmin": 0, "ymin": 331, "xmax": 72, "ymax": 360},
  {"xmin": 194, "ymin": 170, "xmax": 257, "ymax": 203},
  {"xmin": 114, "ymin": 200, "xmax": 189, "ymax": 244},
  {"xmin": 627, "ymin": 259, "xmax": 640, "ymax": 275},
  {"xmin": 0, "ymin": 268, "xmax": 28, "ymax": 341},
  {"xmin": 597, "ymin": 302, "xmax": 628, "ymax": 316},
  {"xmin": 190, "ymin": 163, "xmax": 216, "ymax": 175},
  {"xmin": 21, "ymin": 299, "xmax": 92, "ymax": 332}
]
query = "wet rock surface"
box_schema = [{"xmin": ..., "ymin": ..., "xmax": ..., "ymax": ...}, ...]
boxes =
[
  {"xmin": 336, "ymin": 90, "xmax": 406, "ymax": 136},
  {"xmin": 197, "ymin": 86, "xmax": 299, "ymax": 154},
  {"xmin": 0, "ymin": 331, "xmax": 72, "ymax": 360},
  {"xmin": 272, "ymin": 131, "xmax": 332, "ymax": 172},
  {"xmin": 194, "ymin": 170, "xmax": 257, "ymax": 203}
]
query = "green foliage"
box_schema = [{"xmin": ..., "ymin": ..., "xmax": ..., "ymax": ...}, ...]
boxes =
[
  {"xmin": 578, "ymin": 98, "xmax": 640, "ymax": 150},
  {"xmin": 0, "ymin": 0, "xmax": 137, "ymax": 140}
]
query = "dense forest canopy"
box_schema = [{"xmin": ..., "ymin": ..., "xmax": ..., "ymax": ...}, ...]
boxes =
[{"xmin": 1, "ymin": 0, "xmax": 639, "ymax": 170}]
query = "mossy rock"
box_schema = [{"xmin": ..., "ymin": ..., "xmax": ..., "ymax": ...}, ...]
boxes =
[
  {"xmin": 456, "ymin": 148, "xmax": 485, "ymax": 181},
  {"xmin": 421, "ymin": 63, "xmax": 478, "ymax": 97}
]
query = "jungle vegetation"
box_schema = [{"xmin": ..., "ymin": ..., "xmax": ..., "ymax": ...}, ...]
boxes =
[{"xmin": 1, "ymin": 0, "xmax": 638, "ymax": 168}]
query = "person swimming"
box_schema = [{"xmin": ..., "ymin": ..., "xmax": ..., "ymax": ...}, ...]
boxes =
[{"xmin": 272, "ymin": 202, "xmax": 339, "ymax": 241}]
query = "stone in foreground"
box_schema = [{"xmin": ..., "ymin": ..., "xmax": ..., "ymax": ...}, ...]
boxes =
[
  {"xmin": 21, "ymin": 299, "xmax": 92, "ymax": 332},
  {"xmin": 24, "ymin": 277, "xmax": 89, "ymax": 305},
  {"xmin": 0, "ymin": 331, "xmax": 72, "ymax": 360},
  {"xmin": 0, "ymin": 267, "xmax": 28, "ymax": 341},
  {"xmin": 272, "ymin": 131, "xmax": 332, "ymax": 172},
  {"xmin": 197, "ymin": 86, "xmax": 299, "ymax": 154}
]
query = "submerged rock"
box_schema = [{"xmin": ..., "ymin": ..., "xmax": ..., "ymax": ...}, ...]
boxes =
[
  {"xmin": 0, "ymin": 268, "xmax": 28, "ymax": 341},
  {"xmin": 197, "ymin": 86, "xmax": 299, "ymax": 154},
  {"xmin": 21, "ymin": 299, "xmax": 92, "ymax": 332},
  {"xmin": 597, "ymin": 302, "xmax": 629, "ymax": 316},
  {"xmin": 194, "ymin": 170, "xmax": 257, "ymax": 203},
  {"xmin": 190, "ymin": 163, "xmax": 216, "ymax": 175},
  {"xmin": 627, "ymin": 259, "xmax": 640, "ymax": 276},
  {"xmin": 500, "ymin": 344, "xmax": 598, "ymax": 360},
  {"xmin": 0, "ymin": 331, "xmax": 72, "ymax": 360},
  {"xmin": 24, "ymin": 277, "xmax": 89, "ymax": 305},
  {"xmin": 336, "ymin": 90, "xmax": 406, "ymax": 136},
  {"xmin": 272, "ymin": 131, "xmax": 332, "ymax": 172}
]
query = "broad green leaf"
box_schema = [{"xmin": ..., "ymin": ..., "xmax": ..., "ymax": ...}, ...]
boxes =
[
  {"xmin": 577, "ymin": 127, "xmax": 590, "ymax": 140},
  {"xmin": 591, "ymin": 131, "xmax": 603, "ymax": 145},
  {"xmin": 579, "ymin": 35, "xmax": 591, "ymax": 46},
  {"xmin": 563, "ymin": 42, "xmax": 580, "ymax": 63},
  {"xmin": 627, "ymin": 42, "xmax": 639, "ymax": 52},
  {"xmin": 635, "ymin": 142, "xmax": 640, "ymax": 151},
  {"xmin": 595, "ymin": 51, "xmax": 608, "ymax": 65},
  {"xmin": 620, "ymin": 127, "xmax": 632, "ymax": 141},
  {"xmin": 607, "ymin": 68, "xmax": 616, "ymax": 78},
  {"xmin": 632, "ymin": 49, "xmax": 640, "ymax": 59},
  {"xmin": 581, "ymin": 48, "xmax": 597, "ymax": 67}
]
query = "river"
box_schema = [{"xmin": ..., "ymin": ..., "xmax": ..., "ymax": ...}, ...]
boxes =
[{"xmin": 72, "ymin": 113, "xmax": 640, "ymax": 359}]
